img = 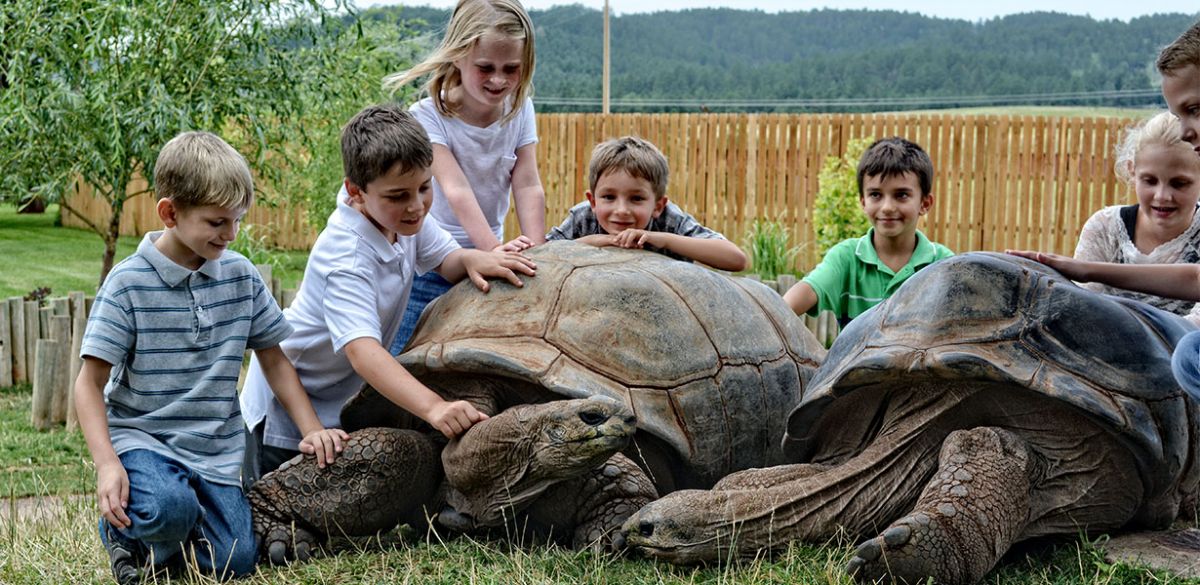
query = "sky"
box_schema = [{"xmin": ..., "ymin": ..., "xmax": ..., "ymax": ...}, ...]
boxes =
[{"xmin": 358, "ymin": 0, "xmax": 1187, "ymax": 23}]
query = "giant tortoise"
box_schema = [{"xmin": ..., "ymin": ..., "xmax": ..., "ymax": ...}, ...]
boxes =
[
  {"xmin": 251, "ymin": 240, "xmax": 825, "ymax": 561},
  {"xmin": 619, "ymin": 252, "xmax": 1200, "ymax": 585}
]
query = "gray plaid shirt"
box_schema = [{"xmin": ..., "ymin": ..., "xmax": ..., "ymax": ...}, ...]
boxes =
[{"xmin": 546, "ymin": 201, "xmax": 726, "ymax": 262}]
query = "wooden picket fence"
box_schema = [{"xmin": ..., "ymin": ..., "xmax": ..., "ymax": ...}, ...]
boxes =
[
  {"xmin": 1, "ymin": 271, "xmax": 834, "ymax": 419},
  {"xmin": 61, "ymin": 112, "xmax": 1144, "ymax": 269}
]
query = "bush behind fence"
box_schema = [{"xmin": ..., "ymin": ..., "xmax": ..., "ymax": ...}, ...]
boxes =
[{"xmin": 62, "ymin": 112, "xmax": 1141, "ymax": 270}]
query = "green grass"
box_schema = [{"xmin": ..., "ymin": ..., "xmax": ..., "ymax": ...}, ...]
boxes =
[
  {"xmin": 0, "ymin": 204, "xmax": 308, "ymax": 299},
  {"xmin": 0, "ymin": 385, "xmax": 92, "ymax": 499}
]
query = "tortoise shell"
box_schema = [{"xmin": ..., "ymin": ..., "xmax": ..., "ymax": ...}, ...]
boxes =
[
  {"xmin": 344, "ymin": 240, "xmax": 825, "ymax": 489},
  {"xmin": 783, "ymin": 252, "xmax": 1200, "ymax": 521}
]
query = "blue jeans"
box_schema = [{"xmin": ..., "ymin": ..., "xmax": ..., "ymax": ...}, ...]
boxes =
[
  {"xmin": 1173, "ymin": 330, "xmax": 1200, "ymax": 394},
  {"xmin": 100, "ymin": 449, "xmax": 256, "ymax": 579},
  {"xmin": 389, "ymin": 271, "xmax": 454, "ymax": 355}
]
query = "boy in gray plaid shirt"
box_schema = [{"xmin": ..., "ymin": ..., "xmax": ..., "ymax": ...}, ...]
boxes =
[{"xmin": 546, "ymin": 136, "xmax": 747, "ymax": 271}]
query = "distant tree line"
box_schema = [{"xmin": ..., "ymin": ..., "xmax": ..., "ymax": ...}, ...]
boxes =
[{"xmin": 360, "ymin": 5, "xmax": 1199, "ymax": 112}]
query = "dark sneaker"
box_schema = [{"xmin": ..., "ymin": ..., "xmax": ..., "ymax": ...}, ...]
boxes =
[{"xmin": 101, "ymin": 522, "xmax": 142, "ymax": 585}]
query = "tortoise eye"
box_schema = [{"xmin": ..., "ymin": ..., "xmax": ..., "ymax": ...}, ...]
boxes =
[{"xmin": 579, "ymin": 410, "xmax": 608, "ymax": 426}]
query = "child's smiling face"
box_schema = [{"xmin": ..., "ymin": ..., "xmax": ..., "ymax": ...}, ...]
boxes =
[
  {"xmin": 454, "ymin": 31, "xmax": 525, "ymax": 121},
  {"xmin": 859, "ymin": 171, "xmax": 931, "ymax": 242},
  {"xmin": 586, "ymin": 169, "xmax": 668, "ymax": 235},
  {"xmin": 1134, "ymin": 142, "xmax": 1200, "ymax": 236},
  {"xmin": 1162, "ymin": 64, "xmax": 1200, "ymax": 155},
  {"xmin": 347, "ymin": 162, "xmax": 433, "ymax": 242}
]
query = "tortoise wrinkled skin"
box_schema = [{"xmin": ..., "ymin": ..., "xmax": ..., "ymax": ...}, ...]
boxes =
[
  {"xmin": 247, "ymin": 427, "xmax": 442, "ymax": 565},
  {"xmin": 620, "ymin": 252, "xmax": 1200, "ymax": 585},
  {"xmin": 249, "ymin": 398, "xmax": 648, "ymax": 561}
]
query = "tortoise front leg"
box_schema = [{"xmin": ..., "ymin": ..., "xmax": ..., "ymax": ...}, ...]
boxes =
[
  {"xmin": 846, "ymin": 427, "xmax": 1036, "ymax": 585},
  {"xmin": 528, "ymin": 453, "xmax": 658, "ymax": 551},
  {"xmin": 248, "ymin": 427, "xmax": 443, "ymax": 565}
]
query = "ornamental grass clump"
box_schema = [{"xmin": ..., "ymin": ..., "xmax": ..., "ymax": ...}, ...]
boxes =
[{"xmin": 743, "ymin": 220, "xmax": 803, "ymax": 281}]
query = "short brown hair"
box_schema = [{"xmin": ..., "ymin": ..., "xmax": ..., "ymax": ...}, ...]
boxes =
[
  {"xmin": 153, "ymin": 131, "xmax": 253, "ymax": 210},
  {"xmin": 341, "ymin": 104, "xmax": 433, "ymax": 189},
  {"xmin": 587, "ymin": 136, "xmax": 670, "ymax": 199},
  {"xmin": 1157, "ymin": 19, "xmax": 1200, "ymax": 75},
  {"xmin": 856, "ymin": 137, "xmax": 934, "ymax": 197}
]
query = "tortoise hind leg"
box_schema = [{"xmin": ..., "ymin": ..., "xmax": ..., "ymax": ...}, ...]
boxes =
[{"xmin": 846, "ymin": 427, "xmax": 1036, "ymax": 585}]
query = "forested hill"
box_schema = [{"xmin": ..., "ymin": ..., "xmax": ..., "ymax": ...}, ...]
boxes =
[{"xmin": 361, "ymin": 5, "xmax": 1199, "ymax": 111}]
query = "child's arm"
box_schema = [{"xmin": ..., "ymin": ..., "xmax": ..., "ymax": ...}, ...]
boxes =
[
  {"xmin": 612, "ymin": 229, "xmax": 749, "ymax": 272},
  {"xmin": 74, "ymin": 357, "xmax": 131, "ymax": 529},
  {"xmin": 1007, "ymin": 250, "xmax": 1200, "ymax": 301},
  {"xmin": 510, "ymin": 143, "xmax": 547, "ymax": 246},
  {"xmin": 430, "ymin": 144, "xmax": 503, "ymax": 251},
  {"xmin": 436, "ymin": 248, "xmax": 538, "ymax": 292},
  {"xmin": 253, "ymin": 345, "xmax": 349, "ymax": 468},
  {"xmin": 782, "ymin": 281, "xmax": 819, "ymax": 316},
  {"xmin": 343, "ymin": 338, "xmax": 487, "ymax": 438}
]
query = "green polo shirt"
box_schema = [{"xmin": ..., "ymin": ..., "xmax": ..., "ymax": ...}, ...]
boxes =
[{"xmin": 802, "ymin": 229, "xmax": 953, "ymax": 323}]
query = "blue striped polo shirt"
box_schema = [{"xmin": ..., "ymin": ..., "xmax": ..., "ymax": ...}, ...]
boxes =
[{"xmin": 81, "ymin": 231, "xmax": 292, "ymax": 486}]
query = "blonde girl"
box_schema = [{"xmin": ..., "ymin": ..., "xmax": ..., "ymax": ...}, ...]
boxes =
[
  {"xmin": 1072, "ymin": 111, "xmax": 1200, "ymax": 324},
  {"xmin": 385, "ymin": 0, "xmax": 545, "ymax": 353}
]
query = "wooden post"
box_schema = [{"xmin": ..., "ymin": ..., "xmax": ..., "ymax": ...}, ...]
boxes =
[
  {"xmin": 49, "ymin": 315, "xmax": 72, "ymax": 424},
  {"xmin": 256, "ymin": 264, "xmax": 273, "ymax": 298},
  {"xmin": 31, "ymin": 339, "xmax": 61, "ymax": 431},
  {"xmin": 68, "ymin": 292, "xmax": 87, "ymax": 430},
  {"xmin": 39, "ymin": 306, "xmax": 51, "ymax": 341},
  {"xmin": 281, "ymin": 289, "xmax": 297, "ymax": 310},
  {"xmin": 271, "ymin": 276, "xmax": 283, "ymax": 308},
  {"xmin": 0, "ymin": 302, "xmax": 11, "ymax": 388},
  {"xmin": 776, "ymin": 274, "xmax": 798, "ymax": 296},
  {"xmin": 51, "ymin": 297, "xmax": 70, "ymax": 317},
  {"xmin": 24, "ymin": 301, "xmax": 39, "ymax": 387},
  {"xmin": 8, "ymin": 298, "xmax": 26, "ymax": 384}
]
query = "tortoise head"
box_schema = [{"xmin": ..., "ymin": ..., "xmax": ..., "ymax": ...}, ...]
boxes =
[
  {"xmin": 617, "ymin": 488, "xmax": 742, "ymax": 564},
  {"xmin": 441, "ymin": 397, "xmax": 638, "ymax": 526}
]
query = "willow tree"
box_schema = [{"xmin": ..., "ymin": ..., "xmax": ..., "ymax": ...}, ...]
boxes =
[{"xmin": 0, "ymin": 0, "xmax": 389, "ymax": 286}]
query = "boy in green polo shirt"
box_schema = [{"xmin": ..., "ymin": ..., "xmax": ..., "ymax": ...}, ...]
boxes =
[{"xmin": 783, "ymin": 137, "xmax": 953, "ymax": 325}]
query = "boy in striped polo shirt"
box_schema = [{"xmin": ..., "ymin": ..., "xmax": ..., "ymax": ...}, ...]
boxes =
[{"xmin": 74, "ymin": 131, "xmax": 348, "ymax": 583}]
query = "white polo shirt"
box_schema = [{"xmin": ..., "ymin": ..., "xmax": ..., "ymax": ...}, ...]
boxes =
[{"xmin": 240, "ymin": 188, "xmax": 459, "ymax": 450}]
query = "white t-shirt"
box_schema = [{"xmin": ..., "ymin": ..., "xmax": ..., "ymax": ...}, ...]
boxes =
[
  {"xmin": 412, "ymin": 97, "xmax": 539, "ymax": 248},
  {"xmin": 240, "ymin": 187, "xmax": 459, "ymax": 449}
]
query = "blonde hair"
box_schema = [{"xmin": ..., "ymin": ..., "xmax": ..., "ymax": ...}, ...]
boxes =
[
  {"xmin": 1114, "ymin": 112, "xmax": 1200, "ymax": 186},
  {"xmin": 587, "ymin": 136, "xmax": 670, "ymax": 199},
  {"xmin": 384, "ymin": 0, "xmax": 535, "ymax": 125},
  {"xmin": 153, "ymin": 131, "xmax": 253, "ymax": 210},
  {"xmin": 1157, "ymin": 19, "xmax": 1200, "ymax": 75}
]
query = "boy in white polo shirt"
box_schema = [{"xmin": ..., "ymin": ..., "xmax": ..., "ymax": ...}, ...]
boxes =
[{"xmin": 240, "ymin": 104, "xmax": 537, "ymax": 479}]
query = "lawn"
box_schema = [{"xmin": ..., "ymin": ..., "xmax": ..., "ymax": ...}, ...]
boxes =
[
  {"xmin": 0, "ymin": 204, "xmax": 1191, "ymax": 584},
  {"xmin": 0, "ymin": 205, "xmax": 308, "ymax": 299}
]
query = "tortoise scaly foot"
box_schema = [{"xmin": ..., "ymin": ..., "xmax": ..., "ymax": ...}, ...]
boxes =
[{"xmin": 847, "ymin": 427, "xmax": 1035, "ymax": 585}]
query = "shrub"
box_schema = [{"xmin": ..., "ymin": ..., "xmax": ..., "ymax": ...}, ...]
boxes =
[
  {"xmin": 812, "ymin": 137, "xmax": 874, "ymax": 257},
  {"xmin": 231, "ymin": 224, "xmax": 284, "ymax": 273},
  {"xmin": 743, "ymin": 220, "xmax": 804, "ymax": 281}
]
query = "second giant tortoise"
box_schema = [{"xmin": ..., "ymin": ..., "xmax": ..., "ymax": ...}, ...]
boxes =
[
  {"xmin": 620, "ymin": 252, "xmax": 1200, "ymax": 585},
  {"xmin": 252, "ymin": 240, "xmax": 825, "ymax": 560}
]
